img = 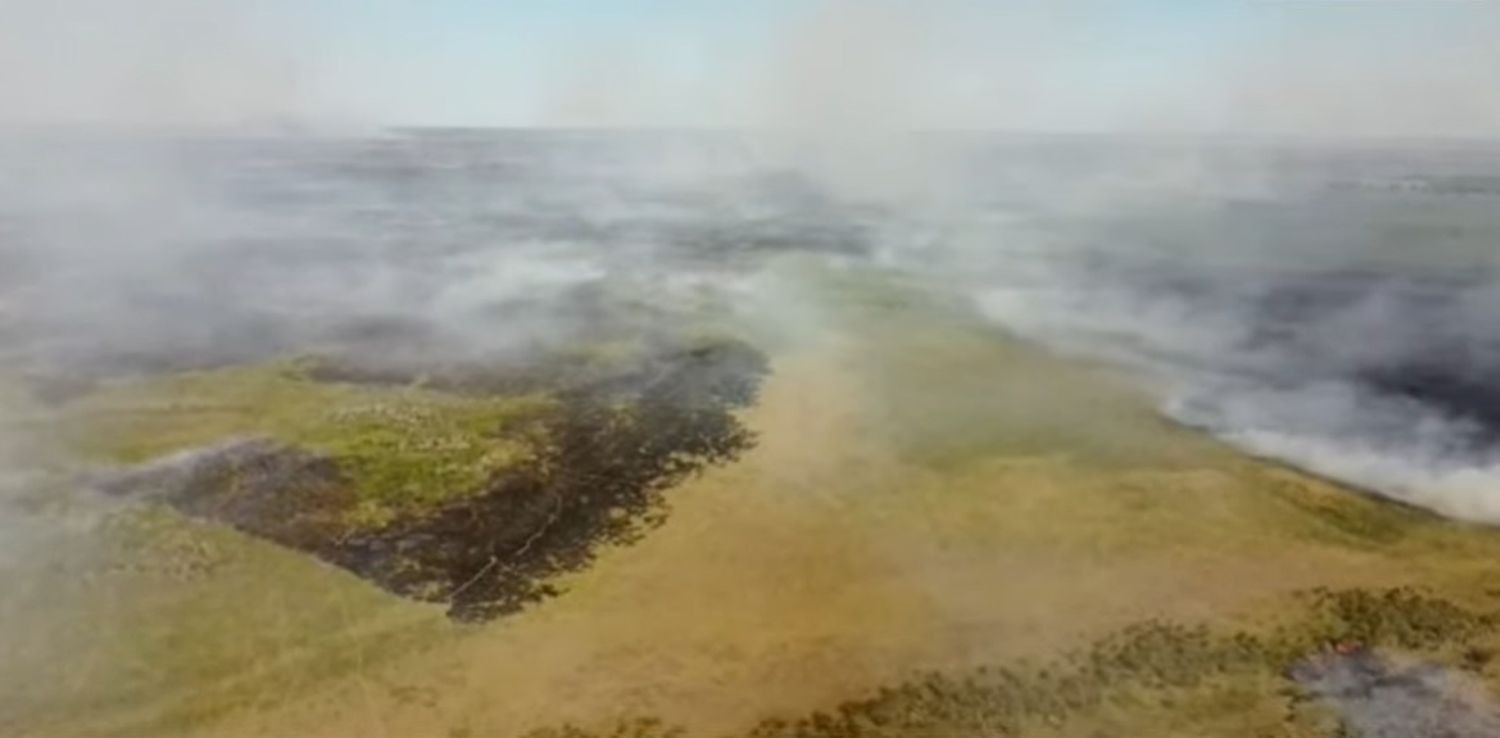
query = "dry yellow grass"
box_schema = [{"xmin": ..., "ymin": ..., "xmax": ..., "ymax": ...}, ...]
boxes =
[{"xmin": 13, "ymin": 271, "xmax": 1500, "ymax": 738}]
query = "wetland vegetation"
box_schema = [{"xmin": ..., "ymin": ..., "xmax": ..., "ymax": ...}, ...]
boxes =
[
  {"xmin": 11, "ymin": 270, "xmax": 1500, "ymax": 738},
  {"xmin": 9, "ymin": 133, "xmax": 1500, "ymax": 738}
]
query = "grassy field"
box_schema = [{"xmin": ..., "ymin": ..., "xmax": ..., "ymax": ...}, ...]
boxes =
[
  {"xmin": 9, "ymin": 265, "xmax": 1500, "ymax": 737},
  {"xmin": 53, "ymin": 360, "xmax": 550, "ymax": 529}
]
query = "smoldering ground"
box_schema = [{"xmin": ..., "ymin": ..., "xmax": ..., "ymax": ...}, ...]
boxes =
[
  {"xmin": 1292, "ymin": 647, "xmax": 1500, "ymax": 738},
  {"xmin": 923, "ymin": 140, "xmax": 1500, "ymax": 524}
]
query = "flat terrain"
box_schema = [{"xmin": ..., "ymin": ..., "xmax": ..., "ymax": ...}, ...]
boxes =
[{"xmin": 7, "ymin": 268, "xmax": 1500, "ymax": 738}]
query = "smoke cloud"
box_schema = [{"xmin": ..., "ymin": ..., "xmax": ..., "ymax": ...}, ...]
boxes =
[
  {"xmin": 0, "ymin": 0, "xmax": 316, "ymax": 128},
  {"xmin": 3, "ymin": 1, "xmax": 1500, "ymax": 530}
]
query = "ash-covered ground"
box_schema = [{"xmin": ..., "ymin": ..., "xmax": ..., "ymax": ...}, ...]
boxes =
[{"xmin": 1292, "ymin": 648, "xmax": 1500, "ymax": 738}]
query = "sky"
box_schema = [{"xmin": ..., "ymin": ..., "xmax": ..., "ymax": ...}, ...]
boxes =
[{"xmin": 1, "ymin": 0, "xmax": 1498, "ymax": 137}]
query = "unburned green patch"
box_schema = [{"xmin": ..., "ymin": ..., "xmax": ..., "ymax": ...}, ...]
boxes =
[{"xmin": 62, "ymin": 361, "xmax": 549, "ymax": 527}]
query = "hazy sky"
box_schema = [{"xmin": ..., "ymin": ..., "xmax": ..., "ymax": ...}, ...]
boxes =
[{"xmin": 1, "ymin": 0, "xmax": 1498, "ymax": 137}]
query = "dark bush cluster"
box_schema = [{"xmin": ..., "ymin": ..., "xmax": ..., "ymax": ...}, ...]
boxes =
[
  {"xmin": 520, "ymin": 717, "xmax": 685, "ymax": 738},
  {"xmin": 515, "ymin": 591, "xmax": 1499, "ymax": 738},
  {"xmin": 1300, "ymin": 586, "xmax": 1497, "ymax": 652},
  {"xmin": 743, "ymin": 622, "xmax": 1276, "ymax": 738}
]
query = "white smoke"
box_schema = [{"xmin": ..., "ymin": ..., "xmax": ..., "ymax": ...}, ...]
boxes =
[{"xmin": 3, "ymin": 1, "xmax": 1500, "ymax": 529}]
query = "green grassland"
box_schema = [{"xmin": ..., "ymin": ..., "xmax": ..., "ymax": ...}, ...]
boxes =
[{"xmin": 54, "ymin": 360, "xmax": 551, "ymax": 528}]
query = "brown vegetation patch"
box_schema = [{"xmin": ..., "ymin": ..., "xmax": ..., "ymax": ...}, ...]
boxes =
[{"xmin": 519, "ymin": 587, "xmax": 1500, "ymax": 738}]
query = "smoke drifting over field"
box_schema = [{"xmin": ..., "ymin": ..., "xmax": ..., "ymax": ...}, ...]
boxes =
[
  {"xmin": 4, "ymin": 2, "xmax": 1500, "ymax": 526},
  {"xmin": 7, "ymin": 132, "xmax": 1500, "ymax": 526},
  {"xmin": 11, "ymin": 6, "xmax": 1500, "ymax": 738},
  {"xmin": 938, "ymin": 142, "xmax": 1500, "ymax": 522}
]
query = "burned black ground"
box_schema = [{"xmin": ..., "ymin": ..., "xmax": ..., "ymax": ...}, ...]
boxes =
[
  {"xmin": 332, "ymin": 337, "xmax": 767, "ymax": 621},
  {"xmin": 98, "ymin": 336, "xmax": 768, "ymax": 621}
]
